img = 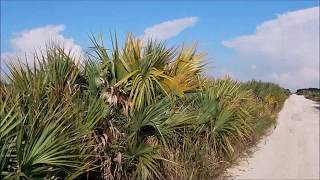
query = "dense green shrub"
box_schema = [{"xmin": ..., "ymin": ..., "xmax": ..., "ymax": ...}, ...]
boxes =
[
  {"xmin": 0, "ymin": 35, "xmax": 289, "ymax": 180},
  {"xmin": 241, "ymin": 80, "xmax": 290, "ymax": 136},
  {"xmin": 242, "ymin": 80, "xmax": 290, "ymax": 110}
]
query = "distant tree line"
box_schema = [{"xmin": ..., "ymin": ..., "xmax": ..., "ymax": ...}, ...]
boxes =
[{"xmin": 296, "ymin": 88, "xmax": 320, "ymax": 101}]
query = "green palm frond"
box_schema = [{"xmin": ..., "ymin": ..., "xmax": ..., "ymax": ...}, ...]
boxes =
[
  {"xmin": 1, "ymin": 102, "xmax": 92, "ymax": 180},
  {"xmin": 126, "ymin": 142, "xmax": 164, "ymax": 180},
  {"xmin": 127, "ymin": 99, "xmax": 172, "ymax": 146},
  {"xmin": 0, "ymin": 97, "xmax": 23, "ymax": 177},
  {"xmin": 164, "ymin": 44, "xmax": 206, "ymax": 96},
  {"xmin": 76, "ymin": 96, "xmax": 110, "ymax": 133},
  {"xmin": 189, "ymin": 78, "xmax": 254, "ymax": 156}
]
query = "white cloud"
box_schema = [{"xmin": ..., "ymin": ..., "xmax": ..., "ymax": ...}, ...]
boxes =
[
  {"xmin": 1, "ymin": 24, "xmax": 83, "ymax": 68},
  {"xmin": 223, "ymin": 7, "xmax": 319, "ymax": 90},
  {"xmin": 140, "ymin": 17, "xmax": 198, "ymax": 41},
  {"xmin": 250, "ymin": 64, "xmax": 257, "ymax": 70}
]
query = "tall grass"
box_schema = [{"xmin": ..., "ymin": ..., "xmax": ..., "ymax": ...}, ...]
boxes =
[{"xmin": 0, "ymin": 35, "xmax": 289, "ymax": 179}]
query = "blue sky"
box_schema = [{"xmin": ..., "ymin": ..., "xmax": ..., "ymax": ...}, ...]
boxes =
[{"xmin": 1, "ymin": 1, "xmax": 319, "ymax": 90}]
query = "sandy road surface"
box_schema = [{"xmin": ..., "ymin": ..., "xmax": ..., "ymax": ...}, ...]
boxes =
[{"xmin": 228, "ymin": 94, "xmax": 319, "ymax": 180}]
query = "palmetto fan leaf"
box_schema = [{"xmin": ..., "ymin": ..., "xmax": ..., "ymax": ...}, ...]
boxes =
[
  {"xmin": 127, "ymin": 99, "xmax": 172, "ymax": 146},
  {"xmin": 1, "ymin": 102, "xmax": 88, "ymax": 180},
  {"xmin": 1, "ymin": 46, "xmax": 97, "ymax": 179},
  {"xmin": 164, "ymin": 44, "xmax": 206, "ymax": 96},
  {"xmin": 125, "ymin": 99, "xmax": 193, "ymax": 180},
  {"xmin": 118, "ymin": 36, "xmax": 176, "ymax": 110},
  {"xmin": 90, "ymin": 34, "xmax": 207, "ymax": 111},
  {"xmin": 0, "ymin": 98, "xmax": 87, "ymax": 179},
  {"xmin": 126, "ymin": 142, "xmax": 164, "ymax": 180},
  {"xmin": 128, "ymin": 98, "xmax": 194, "ymax": 146},
  {"xmin": 0, "ymin": 97, "xmax": 23, "ymax": 177},
  {"xmin": 190, "ymin": 78, "xmax": 254, "ymax": 155}
]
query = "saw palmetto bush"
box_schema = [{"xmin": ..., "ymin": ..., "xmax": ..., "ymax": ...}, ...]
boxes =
[
  {"xmin": 241, "ymin": 80, "xmax": 291, "ymax": 137},
  {"xmin": 0, "ymin": 47, "xmax": 109, "ymax": 179},
  {"xmin": 0, "ymin": 34, "xmax": 289, "ymax": 180},
  {"xmin": 162, "ymin": 78, "xmax": 258, "ymax": 179},
  {"xmin": 242, "ymin": 80, "xmax": 289, "ymax": 111}
]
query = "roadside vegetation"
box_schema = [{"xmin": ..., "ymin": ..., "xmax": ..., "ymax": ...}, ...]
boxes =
[
  {"xmin": 241, "ymin": 80, "xmax": 290, "ymax": 137},
  {"xmin": 296, "ymin": 88, "xmax": 320, "ymax": 102},
  {"xmin": 0, "ymin": 34, "xmax": 290, "ymax": 180}
]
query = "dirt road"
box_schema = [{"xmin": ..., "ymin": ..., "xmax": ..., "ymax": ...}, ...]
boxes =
[{"xmin": 228, "ymin": 94, "xmax": 319, "ymax": 179}]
